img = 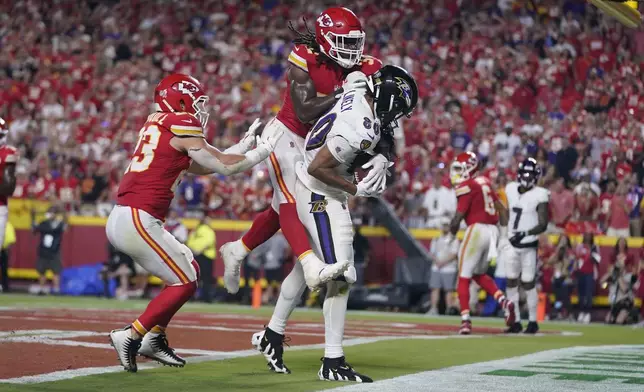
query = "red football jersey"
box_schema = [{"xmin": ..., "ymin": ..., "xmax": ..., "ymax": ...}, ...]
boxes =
[
  {"xmin": 276, "ymin": 44, "xmax": 382, "ymax": 137},
  {"xmin": 455, "ymin": 176, "xmax": 499, "ymax": 226},
  {"xmin": 0, "ymin": 145, "xmax": 18, "ymax": 206},
  {"xmin": 117, "ymin": 112, "xmax": 203, "ymax": 220}
]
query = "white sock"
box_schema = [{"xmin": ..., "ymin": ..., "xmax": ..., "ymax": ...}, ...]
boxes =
[
  {"xmin": 267, "ymin": 263, "xmax": 306, "ymax": 335},
  {"xmin": 506, "ymin": 285, "xmax": 520, "ymax": 323},
  {"xmin": 525, "ymin": 287, "xmax": 538, "ymax": 322},
  {"xmin": 323, "ymin": 281, "xmax": 350, "ymax": 359}
]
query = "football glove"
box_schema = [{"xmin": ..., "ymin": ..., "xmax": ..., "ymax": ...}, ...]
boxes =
[
  {"xmin": 509, "ymin": 231, "xmax": 528, "ymax": 247},
  {"xmin": 361, "ymin": 154, "xmax": 393, "ymax": 189},
  {"xmin": 224, "ymin": 118, "xmax": 263, "ymax": 155}
]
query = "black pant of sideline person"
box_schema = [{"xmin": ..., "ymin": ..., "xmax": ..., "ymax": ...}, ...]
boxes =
[
  {"xmin": 195, "ymin": 254, "xmax": 214, "ymax": 303},
  {"xmin": 0, "ymin": 249, "xmax": 8, "ymax": 292}
]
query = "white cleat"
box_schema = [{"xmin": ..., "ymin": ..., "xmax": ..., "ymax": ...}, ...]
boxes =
[
  {"xmin": 220, "ymin": 241, "xmax": 248, "ymax": 294},
  {"xmin": 109, "ymin": 326, "xmax": 141, "ymax": 373},
  {"xmin": 300, "ymin": 254, "xmax": 350, "ymax": 291},
  {"xmin": 138, "ymin": 333, "xmax": 186, "ymax": 367}
]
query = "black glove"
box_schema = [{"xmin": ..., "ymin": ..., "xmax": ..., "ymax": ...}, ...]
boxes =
[{"xmin": 509, "ymin": 231, "xmax": 527, "ymax": 247}]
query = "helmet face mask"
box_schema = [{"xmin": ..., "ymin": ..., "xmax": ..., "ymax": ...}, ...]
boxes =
[
  {"xmin": 316, "ymin": 7, "xmax": 365, "ymax": 69},
  {"xmin": 518, "ymin": 158, "xmax": 541, "ymax": 189},
  {"xmin": 450, "ymin": 151, "xmax": 479, "ymax": 186}
]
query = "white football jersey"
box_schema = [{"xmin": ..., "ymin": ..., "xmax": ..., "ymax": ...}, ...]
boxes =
[
  {"xmin": 296, "ymin": 89, "xmax": 380, "ymax": 201},
  {"xmin": 505, "ymin": 181, "xmax": 550, "ymax": 246}
]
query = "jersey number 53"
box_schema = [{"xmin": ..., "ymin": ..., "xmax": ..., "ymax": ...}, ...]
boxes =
[{"xmin": 126, "ymin": 125, "xmax": 162, "ymax": 173}]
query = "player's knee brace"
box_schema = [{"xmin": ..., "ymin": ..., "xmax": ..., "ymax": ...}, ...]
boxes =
[
  {"xmin": 507, "ymin": 278, "xmax": 519, "ymax": 288},
  {"xmin": 521, "ymin": 280, "xmax": 536, "ymax": 290}
]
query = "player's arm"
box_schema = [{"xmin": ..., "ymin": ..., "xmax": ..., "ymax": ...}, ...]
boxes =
[
  {"xmin": 307, "ymin": 144, "xmax": 358, "ymax": 195},
  {"xmin": 289, "ymin": 67, "xmax": 341, "ymax": 123},
  {"xmin": 528, "ymin": 202, "xmax": 549, "ymax": 236},
  {"xmin": 173, "ymin": 128, "xmax": 281, "ymax": 176},
  {"xmin": 0, "ymin": 163, "xmax": 16, "ymax": 197}
]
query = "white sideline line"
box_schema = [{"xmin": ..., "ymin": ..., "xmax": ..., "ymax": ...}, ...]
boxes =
[{"xmin": 0, "ymin": 334, "xmax": 493, "ymax": 384}]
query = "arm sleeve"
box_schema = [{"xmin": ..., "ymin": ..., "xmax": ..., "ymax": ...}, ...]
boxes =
[
  {"xmin": 288, "ymin": 46, "xmax": 310, "ymax": 72},
  {"xmin": 168, "ymin": 114, "xmax": 204, "ymax": 138}
]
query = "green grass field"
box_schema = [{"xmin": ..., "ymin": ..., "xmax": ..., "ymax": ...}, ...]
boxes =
[{"xmin": 0, "ymin": 294, "xmax": 643, "ymax": 392}]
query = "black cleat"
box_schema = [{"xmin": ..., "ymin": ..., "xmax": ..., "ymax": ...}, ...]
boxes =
[
  {"xmin": 251, "ymin": 327, "xmax": 291, "ymax": 374},
  {"xmin": 504, "ymin": 322, "xmax": 523, "ymax": 334},
  {"xmin": 318, "ymin": 356, "xmax": 372, "ymax": 383},
  {"xmin": 524, "ymin": 321, "xmax": 539, "ymax": 334}
]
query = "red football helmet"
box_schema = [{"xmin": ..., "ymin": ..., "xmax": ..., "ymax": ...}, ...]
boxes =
[
  {"xmin": 315, "ymin": 7, "xmax": 365, "ymax": 69},
  {"xmin": 450, "ymin": 151, "xmax": 479, "ymax": 186},
  {"xmin": 154, "ymin": 73, "xmax": 209, "ymax": 127}
]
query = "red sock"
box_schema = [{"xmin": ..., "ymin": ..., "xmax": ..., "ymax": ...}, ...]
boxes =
[
  {"xmin": 241, "ymin": 208, "xmax": 281, "ymax": 251},
  {"xmin": 278, "ymin": 203, "xmax": 312, "ymax": 259},
  {"xmin": 472, "ymin": 274, "xmax": 505, "ymax": 302},
  {"xmin": 132, "ymin": 281, "xmax": 197, "ymax": 335},
  {"xmin": 457, "ymin": 277, "xmax": 471, "ymax": 318}
]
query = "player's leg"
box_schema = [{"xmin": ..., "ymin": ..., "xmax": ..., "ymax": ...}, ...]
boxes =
[
  {"xmin": 106, "ymin": 206, "xmax": 198, "ymax": 372},
  {"xmin": 470, "ymin": 226, "xmax": 515, "ymax": 330},
  {"xmin": 503, "ymin": 244, "xmax": 523, "ymax": 333},
  {"xmin": 520, "ymin": 248, "xmax": 540, "ymax": 334},
  {"xmin": 316, "ymin": 198, "xmax": 371, "ymax": 383},
  {"xmin": 456, "ymin": 225, "xmax": 480, "ymax": 334}
]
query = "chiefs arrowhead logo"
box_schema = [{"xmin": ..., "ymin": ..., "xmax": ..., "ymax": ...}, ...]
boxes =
[{"xmin": 317, "ymin": 14, "xmax": 334, "ymax": 27}]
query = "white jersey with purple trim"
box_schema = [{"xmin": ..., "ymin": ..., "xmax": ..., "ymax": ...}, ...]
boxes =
[{"xmin": 295, "ymin": 88, "xmax": 380, "ymax": 201}]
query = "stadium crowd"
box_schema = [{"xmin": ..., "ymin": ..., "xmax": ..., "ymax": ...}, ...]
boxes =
[
  {"xmin": 1, "ymin": 0, "xmax": 643, "ymax": 234},
  {"xmin": 2, "ymin": 0, "xmax": 643, "ymax": 322}
]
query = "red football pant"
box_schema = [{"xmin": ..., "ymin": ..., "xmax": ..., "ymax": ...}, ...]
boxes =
[
  {"xmin": 278, "ymin": 203, "xmax": 312, "ymax": 259},
  {"xmin": 241, "ymin": 207, "xmax": 281, "ymax": 251},
  {"xmin": 457, "ymin": 277, "xmax": 471, "ymax": 317},
  {"xmin": 132, "ymin": 281, "xmax": 197, "ymax": 336},
  {"xmin": 473, "ymin": 274, "xmax": 505, "ymax": 301}
]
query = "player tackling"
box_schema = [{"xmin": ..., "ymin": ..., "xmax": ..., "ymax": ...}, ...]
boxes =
[
  {"xmin": 449, "ymin": 152, "xmax": 517, "ymax": 335},
  {"xmin": 504, "ymin": 158, "xmax": 550, "ymax": 334},
  {"xmin": 106, "ymin": 73, "xmax": 282, "ymax": 372},
  {"xmin": 261, "ymin": 65, "xmax": 416, "ymax": 382}
]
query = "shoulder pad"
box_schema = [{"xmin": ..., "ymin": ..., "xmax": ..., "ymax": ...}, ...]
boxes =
[
  {"xmin": 359, "ymin": 55, "xmax": 383, "ymax": 76},
  {"xmin": 288, "ymin": 45, "xmax": 317, "ymax": 73},
  {"xmin": 163, "ymin": 113, "xmax": 204, "ymax": 138},
  {"xmin": 455, "ymin": 184, "xmax": 471, "ymax": 196}
]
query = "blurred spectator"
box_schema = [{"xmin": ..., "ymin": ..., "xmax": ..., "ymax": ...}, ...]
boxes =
[
  {"xmin": 165, "ymin": 209, "xmax": 188, "ymax": 243},
  {"xmin": 80, "ymin": 163, "xmax": 108, "ymax": 214},
  {"xmin": 493, "ymin": 122, "xmax": 521, "ymax": 168},
  {"xmin": 574, "ymin": 233, "xmax": 601, "ymax": 324},
  {"xmin": 261, "ymin": 233, "xmax": 290, "ymax": 304},
  {"xmin": 606, "ymin": 181, "xmax": 633, "ymax": 238},
  {"xmin": 427, "ymin": 223, "xmax": 459, "ymax": 315},
  {"xmin": 404, "ymin": 181, "xmax": 426, "ymax": 228},
  {"xmin": 548, "ymin": 234, "xmax": 575, "ymax": 320},
  {"xmin": 613, "ymin": 237, "xmax": 636, "ymax": 274},
  {"xmin": 186, "ymin": 216, "xmax": 216, "ymax": 303},
  {"xmin": 549, "ymin": 178, "xmax": 575, "ymax": 232},
  {"xmin": 599, "ymin": 179, "xmax": 617, "ymax": 232},
  {"xmin": 32, "ymin": 207, "xmax": 67, "ymax": 295},
  {"xmin": 626, "ymin": 174, "xmax": 643, "ymax": 237},
  {"xmin": 0, "ymin": 221, "xmax": 16, "ymax": 293},
  {"xmin": 601, "ymin": 250, "xmax": 637, "ymax": 325},
  {"xmin": 179, "ymin": 175, "xmax": 205, "ymax": 215},
  {"xmin": 102, "ymin": 242, "xmax": 136, "ymax": 300},
  {"xmin": 422, "ymin": 170, "xmax": 456, "ymax": 228}
]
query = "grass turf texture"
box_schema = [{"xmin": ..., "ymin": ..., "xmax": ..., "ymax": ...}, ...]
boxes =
[{"xmin": 0, "ymin": 294, "xmax": 643, "ymax": 392}]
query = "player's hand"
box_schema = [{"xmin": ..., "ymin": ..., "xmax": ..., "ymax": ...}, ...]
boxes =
[
  {"xmin": 355, "ymin": 174, "xmax": 386, "ymax": 198},
  {"xmin": 509, "ymin": 231, "xmax": 527, "ymax": 247},
  {"xmin": 253, "ymin": 127, "xmax": 283, "ymax": 160},
  {"xmin": 239, "ymin": 118, "xmax": 262, "ymax": 152},
  {"xmin": 361, "ymin": 154, "xmax": 393, "ymax": 189}
]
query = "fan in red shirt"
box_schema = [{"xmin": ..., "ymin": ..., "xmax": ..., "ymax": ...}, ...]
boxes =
[
  {"xmin": 448, "ymin": 151, "xmax": 516, "ymax": 335},
  {"xmin": 55, "ymin": 163, "xmax": 80, "ymax": 211}
]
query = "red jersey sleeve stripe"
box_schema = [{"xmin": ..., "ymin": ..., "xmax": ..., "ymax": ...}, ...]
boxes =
[
  {"xmin": 455, "ymin": 185, "xmax": 471, "ymax": 196},
  {"xmin": 288, "ymin": 51, "xmax": 308, "ymax": 72}
]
